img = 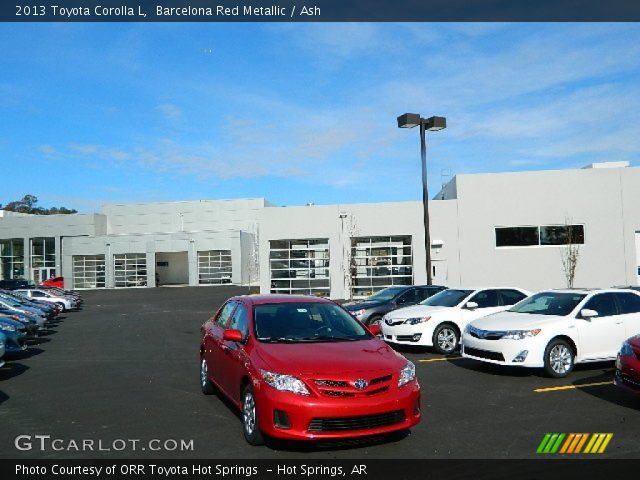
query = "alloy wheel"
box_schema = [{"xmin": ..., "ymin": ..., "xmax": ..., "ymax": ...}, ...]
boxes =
[
  {"xmin": 200, "ymin": 359, "xmax": 208, "ymax": 388},
  {"xmin": 243, "ymin": 391, "xmax": 256, "ymax": 436},
  {"xmin": 549, "ymin": 344, "xmax": 572, "ymax": 374},
  {"xmin": 437, "ymin": 328, "xmax": 457, "ymax": 352}
]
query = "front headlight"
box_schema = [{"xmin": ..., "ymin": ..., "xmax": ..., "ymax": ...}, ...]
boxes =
[
  {"xmin": 619, "ymin": 341, "xmax": 634, "ymax": 357},
  {"xmin": 261, "ymin": 370, "xmax": 310, "ymax": 395},
  {"xmin": 404, "ymin": 316, "xmax": 431, "ymax": 325},
  {"xmin": 398, "ymin": 361, "xmax": 416, "ymax": 387},
  {"xmin": 464, "ymin": 324, "xmax": 472, "ymax": 334},
  {"xmin": 0, "ymin": 324, "xmax": 16, "ymax": 332},
  {"xmin": 502, "ymin": 329, "xmax": 541, "ymax": 340}
]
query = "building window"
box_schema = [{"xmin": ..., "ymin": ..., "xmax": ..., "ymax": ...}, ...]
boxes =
[
  {"xmin": 114, "ymin": 253, "xmax": 147, "ymax": 287},
  {"xmin": 269, "ymin": 239, "xmax": 330, "ymax": 296},
  {"xmin": 540, "ymin": 225, "xmax": 584, "ymax": 245},
  {"xmin": 495, "ymin": 227, "xmax": 539, "ymax": 247},
  {"xmin": 351, "ymin": 236, "xmax": 413, "ymax": 299},
  {"xmin": 31, "ymin": 237, "xmax": 56, "ymax": 268},
  {"xmin": 495, "ymin": 225, "xmax": 585, "ymax": 247},
  {"xmin": 0, "ymin": 238, "xmax": 25, "ymax": 280},
  {"xmin": 198, "ymin": 250, "xmax": 232, "ymax": 284},
  {"xmin": 72, "ymin": 255, "xmax": 106, "ymax": 289}
]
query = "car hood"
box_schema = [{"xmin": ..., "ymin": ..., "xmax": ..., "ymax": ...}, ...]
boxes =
[
  {"xmin": 255, "ymin": 338, "xmax": 407, "ymax": 375},
  {"xmin": 387, "ymin": 304, "xmax": 451, "ymax": 319},
  {"xmin": 469, "ymin": 311, "xmax": 563, "ymax": 330},
  {"xmin": 343, "ymin": 301, "xmax": 382, "ymax": 311}
]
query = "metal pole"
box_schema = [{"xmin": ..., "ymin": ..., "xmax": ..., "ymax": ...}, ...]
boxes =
[{"xmin": 420, "ymin": 122, "xmax": 433, "ymax": 285}]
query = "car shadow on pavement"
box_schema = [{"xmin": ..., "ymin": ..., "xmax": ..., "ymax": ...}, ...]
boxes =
[
  {"xmin": 0, "ymin": 362, "xmax": 30, "ymax": 382},
  {"xmin": 572, "ymin": 368, "xmax": 640, "ymax": 411},
  {"xmin": 445, "ymin": 356, "xmax": 539, "ymax": 377},
  {"xmin": 0, "ymin": 389, "xmax": 8, "ymax": 405},
  {"xmin": 6, "ymin": 347, "xmax": 45, "ymax": 361}
]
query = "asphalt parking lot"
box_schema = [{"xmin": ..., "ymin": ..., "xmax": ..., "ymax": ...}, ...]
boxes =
[{"xmin": 1, "ymin": 286, "xmax": 639, "ymax": 459}]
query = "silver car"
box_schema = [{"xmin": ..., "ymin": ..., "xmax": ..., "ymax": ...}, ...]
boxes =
[{"xmin": 15, "ymin": 289, "xmax": 78, "ymax": 312}]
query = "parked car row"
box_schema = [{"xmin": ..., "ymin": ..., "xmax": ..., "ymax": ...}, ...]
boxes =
[
  {"xmin": 0, "ymin": 282, "xmax": 83, "ymax": 367},
  {"xmin": 198, "ymin": 285, "xmax": 640, "ymax": 445}
]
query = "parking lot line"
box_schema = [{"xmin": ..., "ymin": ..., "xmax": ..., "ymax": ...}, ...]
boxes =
[
  {"xmin": 419, "ymin": 356, "xmax": 462, "ymax": 363},
  {"xmin": 533, "ymin": 381, "xmax": 612, "ymax": 393}
]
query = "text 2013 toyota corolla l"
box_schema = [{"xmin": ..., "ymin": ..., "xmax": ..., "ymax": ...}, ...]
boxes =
[{"xmin": 199, "ymin": 295, "xmax": 420, "ymax": 445}]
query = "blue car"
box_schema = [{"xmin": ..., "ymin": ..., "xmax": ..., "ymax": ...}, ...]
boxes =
[
  {"xmin": 0, "ymin": 331, "xmax": 5, "ymax": 368},
  {"xmin": 0, "ymin": 308, "xmax": 40, "ymax": 337},
  {"xmin": 0, "ymin": 290, "xmax": 56, "ymax": 321},
  {"xmin": 0, "ymin": 316, "xmax": 27, "ymax": 354},
  {"xmin": 0, "ymin": 295, "xmax": 48, "ymax": 324}
]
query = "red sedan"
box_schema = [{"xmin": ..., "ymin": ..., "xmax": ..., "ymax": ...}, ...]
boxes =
[
  {"xmin": 615, "ymin": 335, "xmax": 640, "ymax": 394},
  {"xmin": 199, "ymin": 295, "xmax": 421, "ymax": 445}
]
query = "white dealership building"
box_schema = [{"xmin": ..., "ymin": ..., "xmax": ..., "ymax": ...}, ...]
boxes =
[{"xmin": 1, "ymin": 161, "xmax": 639, "ymax": 298}]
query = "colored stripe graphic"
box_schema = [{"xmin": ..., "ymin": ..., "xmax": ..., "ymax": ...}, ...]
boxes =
[{"xmin": 538, "ymin": 433, "xmax": 613, "ymax": 454}]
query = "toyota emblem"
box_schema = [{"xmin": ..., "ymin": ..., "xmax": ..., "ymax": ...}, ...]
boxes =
[{"xmin": 353, "ymin": 379, "xmax": 368, "ymax": 390}]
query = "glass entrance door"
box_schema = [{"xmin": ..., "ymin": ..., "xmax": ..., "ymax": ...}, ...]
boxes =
[{"xmin": 32, "ymin": 267, "xmax": 56, "ymax": 285}]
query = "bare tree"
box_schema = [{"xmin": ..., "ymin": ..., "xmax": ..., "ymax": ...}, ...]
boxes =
[
  {"xmin": 560, "ymin": 218, "xmax": 581, "ymax": 288},
  {"xmin": 341, "ymin": 214, "xmax": 359, "ymax": 300}
]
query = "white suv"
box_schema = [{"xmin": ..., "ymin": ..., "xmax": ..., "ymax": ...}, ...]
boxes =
[
  {"xmin": 461, "ymin": 288, "xmax": 640, "ymax": 377},
  {"xmin": 380, "ymin": 287, "xmax": 530, "ymax": 354}
]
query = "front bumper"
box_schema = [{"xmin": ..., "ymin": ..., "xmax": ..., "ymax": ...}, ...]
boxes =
[
  {"xmin": 381, "ymin": 323, "xmax": 433, "ymax": 346},
  {"xmin": 461, "ymin": 334, "xmax": 545, "ymax": 368},
  {"xmin": 255, "ymin": 381, "xmax": 421, "ymax": 440},
  {"xmin": 614, "ymin": 355, "xmax": 640, "ymax": 395},
  {"xmin": 3, "ymin": 332, "xmax": 27, "ymax": 354}
]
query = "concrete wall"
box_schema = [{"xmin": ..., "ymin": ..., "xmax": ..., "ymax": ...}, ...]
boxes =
[
  {"xmin": 62, "ymin": 230, "xmax": 244, "ymax": 289},
  {"xmin": 453, "ymin": 166, "xmax": 636, "ymax": 291},
  {"xmin": 101, "ymin": 198, "xmax": 266, "ymax": 235},
  {"xmin": 259, "ymin": 200, "xmax": 460, "ymax": 298}
]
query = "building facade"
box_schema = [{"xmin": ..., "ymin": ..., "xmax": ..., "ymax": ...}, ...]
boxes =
[{"xmin": 1, "ymin": 163, "xmax": 639, "ymax": 296}]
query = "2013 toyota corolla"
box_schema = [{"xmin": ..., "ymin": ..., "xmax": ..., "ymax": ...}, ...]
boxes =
[{"xmin": 199, "ymin": 295, "xmax": 421, "ymax": 445}]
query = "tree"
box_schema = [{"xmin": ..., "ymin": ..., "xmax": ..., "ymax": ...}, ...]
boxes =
[
  {"xmin": 560, "ymin": 218, "xmax": 581, "ymax": 288},
  {"xmin": 341, "ymin": 213, "xmax": 359, "ymax": 300},
  {"xmin": 0, "ymin": 195, "xmax": 77, "ymax": 215}
]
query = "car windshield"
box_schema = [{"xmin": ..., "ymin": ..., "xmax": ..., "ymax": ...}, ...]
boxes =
[
  {"xmin": 254, "ymin": 302, "xmax": 371, "ymax": 343},
  {"xmin": 420, "ymin": 289, "xmax": 473, "ymax": 307},
  {"xmin": 509, "ymin": 292, "xmax": 586, "ymax": 316},
  {"xmin": 366, "ymin": 287, "xmax": 405, "ymax": 302}
]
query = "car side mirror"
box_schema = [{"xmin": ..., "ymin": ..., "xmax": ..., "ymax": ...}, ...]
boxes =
[
  {"xmin": 580, "ymin": 309, "xmax": 598, "ymax": 320},
  {"xmin": 222, "ymin": 329, "xmax": 243, "ymax": 342},
  {"xmin": 465, "ymin": 301, "xmax": 478, "ymax": 310},
  {"xmin": 368, "ymin": 324, "xmax": 382, "ymax": 336}
]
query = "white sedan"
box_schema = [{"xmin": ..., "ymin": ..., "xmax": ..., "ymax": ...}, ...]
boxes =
[
  {"xmin": 461, "ymin": 288, "xmax": 640, "ymax": 377},
  {"xmin": 380, "ymin": 287, "xmax": 530, "ymax": 354}
]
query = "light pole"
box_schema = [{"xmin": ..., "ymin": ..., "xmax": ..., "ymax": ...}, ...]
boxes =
[{"xmin": 397, "ymin": 113, "xmax": 446, "ymax": 285}]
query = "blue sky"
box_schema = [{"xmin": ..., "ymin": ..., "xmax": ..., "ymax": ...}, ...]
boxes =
[{"xmin": 1, "ymin": 22, "xmax": 640, "ymax": 212}]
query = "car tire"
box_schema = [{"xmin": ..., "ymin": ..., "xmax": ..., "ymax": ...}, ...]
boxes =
[
  {"xmin": 242, "ymin": 385, "xmax": 265, "ymax": 446},
  {"xmin": 432, "ymin": 323, "xmax": 459, "ymax": 355},
  {"xmin": 368, "ymin": 315, "xmax": 383, "ymax": 326},
  {"xmin": 543, "ymin": 339, "xmax": 574, "ymax": 378},
  {"xmin": 200, "ymin": 358, "xmax": 216, "ymax": 395},
  {"xmin": 55, "ymin": 302, "xmax": 66, "ymax": 312}
]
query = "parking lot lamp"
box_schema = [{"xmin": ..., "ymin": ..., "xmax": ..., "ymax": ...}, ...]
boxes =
[{"xmin": 397, "ymin": 114, "xmax": 446, "ymax": 285}]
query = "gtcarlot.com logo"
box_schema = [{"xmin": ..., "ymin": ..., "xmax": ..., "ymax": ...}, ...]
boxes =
[{"xmin": 536, "ymin": 433, "xmax": 613, "ymax": 454}]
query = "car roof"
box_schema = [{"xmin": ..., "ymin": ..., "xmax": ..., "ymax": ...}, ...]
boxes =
[
  {"xmin": 545, "ymin": 288, "xmax": 638, "ymax": 294},
  {"xmin": 232, "ymin": 294, "xmax": 335, "ymax": 306}
]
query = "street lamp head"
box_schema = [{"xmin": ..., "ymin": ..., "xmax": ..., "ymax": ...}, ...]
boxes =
[
  {"xmin": 397, "ymin": 113, "xmax": 421, "ymax": 129},
  {"xmin": 425, "ymin": 116, "xmax": 447, "ymax": 131}
]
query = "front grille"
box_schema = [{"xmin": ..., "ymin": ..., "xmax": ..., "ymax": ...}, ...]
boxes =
[
  {"xmin": 315, "ymin": 379, "xmax": 349, "ymax": 388},
  {"xmin": 314, "ymin": 374, "xmax": 393, "ymax": 398},
  {"xmin": 619, "ymin": 372, "xmax": 640, "ymax": 390},
  {"xmin": 464, "ymin": 346, "xmax": 505, "ymax": 362},
  {"xmin": 323, "ymin": 390, "xmax": 355, "ymax": 397},
  {"xmin": 385, "ymin": 319, "xmax": 405, "ymax": 326},
  {"xmin": 468, "ymin": 328, "xmax": 505, "ymax": 340},
  {"xmin": 308, "ymin": 410, "xmax": 406, "ymax": 432},
  {"xmin": 370, "ymin": 374, "xmax": 392, "ymax": 385},
  {"xmin": 396, "ymin": 335, "xmax": 417, "ymax": 342}
]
